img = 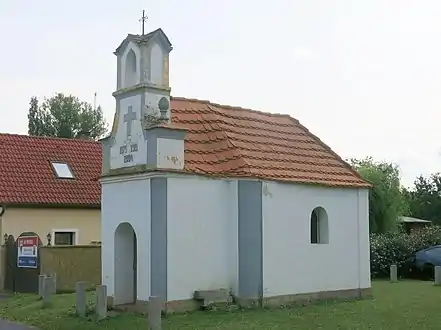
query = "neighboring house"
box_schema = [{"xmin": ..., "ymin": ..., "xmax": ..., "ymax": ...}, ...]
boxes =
[
  {"xmin": 398, "ymin": 216, "xmax": 432, "ymax": 234},
  {"xmin": 0, "ymin": 134, "xmax": 101, "ymax": 245},
  {"xmin": 100, "ymin": 26, "xmax": 372, "ymax": 311}
]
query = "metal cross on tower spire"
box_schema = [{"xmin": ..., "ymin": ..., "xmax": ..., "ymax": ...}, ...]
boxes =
[{"xmin": 139, "ymin": 10, "xmax": 148, "ymax": 35}]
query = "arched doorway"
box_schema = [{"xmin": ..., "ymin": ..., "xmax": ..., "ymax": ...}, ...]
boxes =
[{"xmin": 114, "ymin": 222, "xmax": 137, "ymax": 305}]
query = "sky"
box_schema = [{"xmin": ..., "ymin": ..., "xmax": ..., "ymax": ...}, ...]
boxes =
[{"xmin": 1, "ymin": 0, "xmax": 441, "ymax": 188}]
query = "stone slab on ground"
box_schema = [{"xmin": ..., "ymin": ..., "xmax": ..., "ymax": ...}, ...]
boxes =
[
  {"xmin": 194, "ymin": 288, "xmax": 232, "ymax": 307},
  {"xmin": 0, "ymin": 319, "xmax": 36, "ymax": 329}
]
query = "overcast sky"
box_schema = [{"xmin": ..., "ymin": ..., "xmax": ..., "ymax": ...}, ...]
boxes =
[{"xmin": 1, "ymin": 0, "xmax": 440, "ymax": 188}]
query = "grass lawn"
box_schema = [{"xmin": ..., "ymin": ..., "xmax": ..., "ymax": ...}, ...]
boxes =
[{"xmin": 1, "ymin": 281, "xmax": 441, "ymax": 329}]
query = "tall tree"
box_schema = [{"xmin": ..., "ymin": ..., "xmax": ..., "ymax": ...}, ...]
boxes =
[
  {"xmin": 350, "ymin": 157, "xmax": 409, "ymax": 233},
  {"xmin": 27, "ymin": 93, "xmax": 108, "ymax": 140},
  {"xmin": 27, "ymin": 97, "xmax": 43, "ymax": 136},
  {"xmin": 406, "ymin": 173, "xmax": 441, "ymax": 224}
]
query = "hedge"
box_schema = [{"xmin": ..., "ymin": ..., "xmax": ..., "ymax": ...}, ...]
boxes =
[{"xmin": 370, "ymin": 226, "xmax": 441, "ymax": 278}]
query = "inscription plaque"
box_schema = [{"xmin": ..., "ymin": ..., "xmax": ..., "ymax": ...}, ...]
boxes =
[
  {"xmin": 119, "ymin": 106, "xmax": 138, "ymax": 164},
  {"xmin": 124, "ymin": 154, "xmax": 134, "ymax": 163}
]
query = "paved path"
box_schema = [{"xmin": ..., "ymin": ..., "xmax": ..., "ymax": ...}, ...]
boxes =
[{"xmin": 0, "ymin": 319, "xmax": 35, "ymax": 329}]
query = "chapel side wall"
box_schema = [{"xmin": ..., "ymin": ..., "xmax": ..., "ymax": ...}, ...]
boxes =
[
  {"xmin": 262, "ymin": 182, "xmax": 368, "ymax": 297},
  {"xmin": 166, "ymin": 176, "xmax": 235, "ymax": 301},
  {"xmin": 101, "ymin": 178, "xmax": 151, "ymax": 301}
]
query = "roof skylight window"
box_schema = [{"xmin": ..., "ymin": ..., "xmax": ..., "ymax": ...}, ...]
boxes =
[{"xmin": 51, "ymin": 162, "xmax": 74, "ymax": 179}]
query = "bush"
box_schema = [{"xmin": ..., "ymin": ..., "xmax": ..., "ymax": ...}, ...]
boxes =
[{"xmin": 370, "ymin": 226, "xmax": 441, "ymax": 278}]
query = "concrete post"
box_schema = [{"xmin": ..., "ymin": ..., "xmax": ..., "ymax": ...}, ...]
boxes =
[
  {"xmin": 42, "ymin": 276, "xmax": 53, "ymax": 308},
  {"xmin": 50, "ymin": 273, "xmax": 57, "ymax": 294},
  {"xmin": 75, "ymin": 281, "xmax": 88, "ymax": 317},
  {"xmin": 390, "ymin": 264, "xmax": 398, "ymax": 282},
  {"xmin": 434, "ymin": 266, "xmax": 441, "ymax": 286},
  {"xmin": 148, "ymin": 296, "xmax": 162, "ymax": 330},
  {"xmin": 38, "ymin": 275, "xmax": 46, "ymax": 298},
  {"xmin": 95, "ymin": 285, "xmax": 107, "ymax": 321}
]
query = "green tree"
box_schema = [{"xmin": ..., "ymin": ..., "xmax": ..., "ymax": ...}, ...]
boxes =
[
  {"xmin": 27, "ymin": 96, "xmax": 42, "ymax": 136},
  {"xmin": 27, "ymin": 93, "xmax": 108, "ymax": 140},
  {"xmin": 350, "ymin": 157, "xmax": 409, "ymax": 233},
  {"xmin": 406, "ymin": 174, "xmax": 441, "ymax": 224}
]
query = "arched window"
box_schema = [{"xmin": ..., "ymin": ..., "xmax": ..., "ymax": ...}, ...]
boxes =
[
  {"xmin": 124, "ymin": 49, "xmax": 137, "ymax": 87},
  {"xmin": 150, "ymin": 43, "xmax": 163, "ymax": 85},
  {"xmin": 310, "ymin": 207, "xmax": 329, "ymax": 244}
]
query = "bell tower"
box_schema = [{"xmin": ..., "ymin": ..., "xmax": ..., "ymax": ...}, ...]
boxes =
[
  {"xmin": 114, "ymin": 27, "xmax": 172, "ymax": 91},
  {"xmin": 104, "ymin": 12, "xmax": 175, "ymax": 171}
]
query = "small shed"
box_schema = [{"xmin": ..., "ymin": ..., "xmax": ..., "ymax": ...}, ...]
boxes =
[{"xmin": 398, "ymin": 216, "xmax": 432, "ymax": 234}]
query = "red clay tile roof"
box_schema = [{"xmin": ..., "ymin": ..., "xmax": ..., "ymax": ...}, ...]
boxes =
[
  {"xmin": 0, "ymin": 97, "xmax": 368, "ymax": 206},
  {"xmin": 0, "ymin": 134, "xmax": 101, "ymax": 206},
  {"xmin": 171, "ymin": 97, "xmax": 370, "ymax": 188}
]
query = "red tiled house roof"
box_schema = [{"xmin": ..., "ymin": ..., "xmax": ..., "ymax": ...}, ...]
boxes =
[
  {"xmin": 171, "ymin": 97, "xmax": 370, "ymax": 188},
  {"xmin": 0, "ymin": 97, "xmax": 369, "ymax": 206},
  {"xmin": 0, "ymin": 134, "xmax": 101, "ymax": 206}
]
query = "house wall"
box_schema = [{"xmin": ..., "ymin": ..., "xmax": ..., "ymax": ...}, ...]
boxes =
[
  {"xmin": 262, "ymin": 182, "xmax": 370, "ymax": 298},
  {"xmin": 101, "ymin": 177, "xmax": 151, "ymax": 303},
  {"xmin": 0, "ymin": 207, "xmax": 100, "ymax": 245},
  {"xmin": 166, "ymin": 176, "xmax": 236, "ymax": 301}
]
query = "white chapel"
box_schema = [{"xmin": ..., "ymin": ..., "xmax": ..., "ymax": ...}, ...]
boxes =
[{"xmin": 100, "ymin": 24, "xmax": 372, "ymax": 311}]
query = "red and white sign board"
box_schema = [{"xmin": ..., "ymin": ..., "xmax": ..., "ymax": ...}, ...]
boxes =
[{"xmin": 17, "ymin": 236, "xmax": 38, "ymax": 268}]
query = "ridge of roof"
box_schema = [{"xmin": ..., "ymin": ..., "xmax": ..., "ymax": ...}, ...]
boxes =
[
  {"xmin": 171, "ymin": 96, "xmax": 300, "ymax": 122},
  {"xmin": 0, "ymin": 133, "xmax": 100, "ymax": 144}
]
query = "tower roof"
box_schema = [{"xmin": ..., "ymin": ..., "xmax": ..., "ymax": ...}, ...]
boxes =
[{"xmin": 114, "ymin": 28, "xmax": 172, "ymax": 55}]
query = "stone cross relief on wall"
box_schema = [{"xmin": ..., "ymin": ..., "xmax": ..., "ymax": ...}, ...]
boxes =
[{"xmin": 119, "ymin": 106, "xmax": 139, "ymax": 164}]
